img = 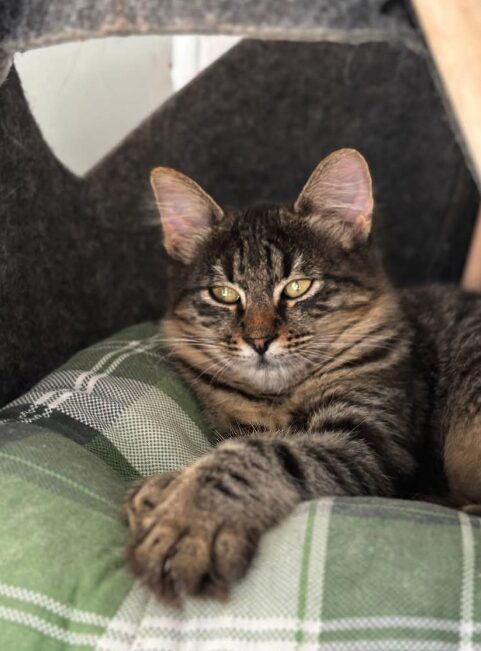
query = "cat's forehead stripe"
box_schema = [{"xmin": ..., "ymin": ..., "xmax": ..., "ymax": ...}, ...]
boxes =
[
  {"xmin": 292, "ymin": 254, "xmax": 304, "ymax": 273},
  {"xmin": 232, "ymin": 245, "xmax": 244, "ymax": 279},
  {"xmin": 212, "ymin": 262, "xmax": 228, "ymax": 283},
  {"xmin": 214, "ymin": 241, "xmax": 304, "ymax": 288}
]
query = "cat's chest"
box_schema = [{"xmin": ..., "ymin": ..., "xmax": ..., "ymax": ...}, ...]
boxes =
[
  {"xmin": 208, "ymin": 393, "xmax": 293, "ymax": 434},
  {"xmin": 181, "ymin": 364, "xmax": 327, "ymax": 435},
  {"xmin": 194, "ymin": 383, "xmax": 301, "ymax": 435}
]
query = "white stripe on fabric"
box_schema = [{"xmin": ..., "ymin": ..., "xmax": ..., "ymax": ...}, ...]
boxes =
[
  {"xmin": 86, "ymin": 374, "xmax": 108, "ymax": 394},
  {"xmin": 0, "ymin": 605, "xmax": 99, "ymax": 646},
  {"xmin": 460, "ymin": 511, "xmax": 476, "ymax": 651},
  {"xmin": 321, "ymin": 616, "xmax": 460, "ymax": 633},
  {"xmin": 0, "ymin": 580, "xmax": 472, "ymax": 639},
  {"xmin": 134, "ymin": 639, "xmax": 474, "ymax": 651},
  {"xmin": 84, "ymin": 338, "xmax": 164, "ymax": 394},
  {"xmin": 74, "ymin": 342, "xmax": 141, "ymax": 392},
  {"xmin": 314, "ymin": 497, "xmax": 333, "ymax": 634},
  {"xmin": 314, "ymin": 643, "xmax": 473, "ymax": 651},
  {"xmin": 74, "ymin": 372, "xmax": 92, "ymax": 391},
  {"xmin": 0, "ymin": 582, "xmax": 110, "ymax": 627},
  {"xmin": 3, "ymin": 582, "xmax": 481, "ymax": 651},
  {"xmin": 33, "ymin": 391, "xmax": 56, "ymax": 405},
  {"xmin": 2, "ymin": 339, "xmax": 140, "ymax": 422},
  {"xmin": 95, "ymin": 584, "xmax": 150, "ymax": 651},
  {"xmin": 48, "ymin": 391, "xmax": 73, "ymax": 409},
  {"xmin": 121, "ymin": 615, "xmax": 479, "ymax": 636},
  {"xmin": 83, "ymin": 349, "xmax": 136, "ymax": 394},
  {"xmin": 0, "ymin": 335, "xmax": 167, "ymax": 421}
]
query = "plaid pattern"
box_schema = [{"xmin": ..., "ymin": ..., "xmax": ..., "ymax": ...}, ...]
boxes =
[{"xmin": 1, "ymin": 322, "xmax": 481, "ymax": 650}]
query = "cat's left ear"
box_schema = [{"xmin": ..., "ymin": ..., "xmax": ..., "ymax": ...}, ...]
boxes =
[
  {"xmin": 294, "ymin": 148, "xmax": 373, "ymax": 247},
  {"xmin": 150, "ymin": 167, "xmax": 224, "ymax": 263}
]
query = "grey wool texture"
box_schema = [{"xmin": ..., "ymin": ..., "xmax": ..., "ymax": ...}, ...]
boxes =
[
  {"xmin": 0, "ymin": 1, "xmax": 479, "ymax": 405},
  {"xmin": 0, "ymin": 1, "xmax": 420, "ymax": 68}
]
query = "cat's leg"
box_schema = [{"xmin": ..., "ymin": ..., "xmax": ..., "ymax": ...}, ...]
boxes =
[
  {"xmin": 439, "ymin": 346, "xmax": 481, "ymax": 507},
  {"xmin": 444, "ymin": 414, "xmax": 481, "ymax": 506},
  {"xmin": 126, "ymin": 432, "xmax": 400, "ymax": 604}
]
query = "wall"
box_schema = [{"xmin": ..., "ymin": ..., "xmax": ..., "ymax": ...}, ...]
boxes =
[{"xmin": 14, "ymin": 35, "xmax": 240, "ymax": 176}]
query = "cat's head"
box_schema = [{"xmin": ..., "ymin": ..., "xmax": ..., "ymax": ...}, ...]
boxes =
[{"xmin": 152, "ymin": 149, "xmax": 395, "ymax": 393}]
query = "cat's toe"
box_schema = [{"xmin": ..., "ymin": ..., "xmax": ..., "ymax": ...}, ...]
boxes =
[
  {"xmin": 128, "ymin": 518, "xmax": 191, "ymax": 604},
  {"xmin": 127, "ymin": 479, "xmax": 259, "ymax": 603},
  {"xmin": 127, "ymin": 514, "xmax": 216, "ymax": 604},
  {"xmin": 129, "ymin": 516, "xmax": 258, "ymax": 604},
  {"xmin": 160, "ymin": 522, "xmax": 259, "ymax": 601},
  {"xmin": 161, "ymin": 528, "xmax": 214, "ymax": 600},
  {"xmin": 213, "ymin": 524, "xmax": 259, "ymax": 584},
  {"xmin": 125, "ymin": 472, "xmax": 180, "ymax": 537}
]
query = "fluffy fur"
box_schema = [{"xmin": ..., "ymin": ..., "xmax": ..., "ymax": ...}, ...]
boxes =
[{"xmin": 127, "ymin": 149, "xmax": 481, "ymax": 604}]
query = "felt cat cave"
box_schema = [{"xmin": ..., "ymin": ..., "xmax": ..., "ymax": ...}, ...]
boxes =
[
  {"xmin": 0, "ymin": 2, "xmax": 480, "ymax": 649},
  {"xmin": 0, "ymin": 0, "xmax": 478, "ymax": 406}
]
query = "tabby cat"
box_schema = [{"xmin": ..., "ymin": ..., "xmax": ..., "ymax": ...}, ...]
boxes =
[{"xmin": 126, "ymin": 148, "xmax": 481, "ymax": 604}]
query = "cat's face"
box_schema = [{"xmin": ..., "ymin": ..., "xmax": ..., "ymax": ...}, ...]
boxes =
[{"xmin": 153, "ymin": 149, "xmax": 388, "ymax": 393}]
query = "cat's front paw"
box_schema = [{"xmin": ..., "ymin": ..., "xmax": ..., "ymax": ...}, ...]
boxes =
[{"xmin": 126, "ymin": 470, "xmax": 259, "ymax": 604}]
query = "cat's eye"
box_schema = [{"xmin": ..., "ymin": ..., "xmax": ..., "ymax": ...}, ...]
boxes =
[
  {"xmin": 210, "ymin": 286, "xmax": 240, "ymax": 304},
  {"xmin": 282, "ymin": 279, "xmax": 312, "ymax": 299}
]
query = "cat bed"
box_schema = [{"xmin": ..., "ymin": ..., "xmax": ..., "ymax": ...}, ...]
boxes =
[{"xmin": 0, "ymin": 323, "xmax": 480, "ymax": 650}]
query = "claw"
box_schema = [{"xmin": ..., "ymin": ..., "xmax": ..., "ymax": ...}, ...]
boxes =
[{"xmin": 125, "ymin": 472, "xmax": 258, "ymax": 604}]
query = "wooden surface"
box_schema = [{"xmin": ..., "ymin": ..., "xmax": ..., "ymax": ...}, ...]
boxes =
[
  {"xmin": 412, "ymin": 0, "xmax": 481, "ymax": 289},
  {"xmin": 463, "ymin": 206, "xmax": 481, "ymax": 291},
  {"xmin": 412, "ymin": 0, "xmax": 481, "ymax": 187}
]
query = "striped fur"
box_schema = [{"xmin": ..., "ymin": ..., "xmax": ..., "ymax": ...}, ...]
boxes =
[{"xmin": 127, "ymin": 150, "xmax": 481, "ymax": 603}]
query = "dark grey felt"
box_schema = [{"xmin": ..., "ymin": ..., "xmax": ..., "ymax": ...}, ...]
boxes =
[
  {"xmin": 0, "ymin": 1, "xmax": 419, "ymax": 58},
  {"xmin": 0, "ymin": 39, "xmax": 478, "ymax": 406},
  {"xmin": 0, "ymin": 0, "xmax": 423, "ymax": 89},
  {"xmin": 0, "ymin": 68, "xmax": 167, "ymax": 405},
  {"xmin": 87, "ymin": 40, "xmax": 479, "ymax": 287},
  {"xmin": 0, "ymin": 0, "xmax": 476, "ymax": 191}
]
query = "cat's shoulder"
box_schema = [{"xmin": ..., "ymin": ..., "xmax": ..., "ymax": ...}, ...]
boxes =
[{"xmin": 399, "ymin": 283, "xmax": 481, "ymax": 329}]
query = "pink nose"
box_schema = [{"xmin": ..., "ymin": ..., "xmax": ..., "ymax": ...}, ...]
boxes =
[{"xmin": 243, "ymin": 336, "xmax": 276, "ymax": 355}]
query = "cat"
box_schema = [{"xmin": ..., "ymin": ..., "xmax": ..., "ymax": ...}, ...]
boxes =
[{"xmin": 126, "ymin": 148, "xmax": 481, "ymax": 604}]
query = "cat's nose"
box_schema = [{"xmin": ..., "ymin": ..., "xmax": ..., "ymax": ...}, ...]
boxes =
[{"xmin": 243, "ymin": 335, "xmax": 276, "ymax": 356}]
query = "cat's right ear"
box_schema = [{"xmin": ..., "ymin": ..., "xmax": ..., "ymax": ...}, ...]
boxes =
[
  {"xmin": 294, "ymin": 149, "xmax": 373, "ymax": 248},
  {"xmin": 150, "ymin": 168, "xmax": 224, "ymax": 263}
]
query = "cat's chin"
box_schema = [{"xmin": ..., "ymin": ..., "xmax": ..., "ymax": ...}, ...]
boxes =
[{"xmin": 229, "ymin": 357, "xmax": 307, "ymax": 393}]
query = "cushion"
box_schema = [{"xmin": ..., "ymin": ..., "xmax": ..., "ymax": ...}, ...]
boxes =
[{"xmin": 0, "ymin": 323, "xmax": 480, "ymax": 651}]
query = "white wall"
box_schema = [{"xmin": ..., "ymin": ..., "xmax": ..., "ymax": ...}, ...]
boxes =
[{"xmin": 14, "ymin": 35, "xmax": 240, "ymax": 177}]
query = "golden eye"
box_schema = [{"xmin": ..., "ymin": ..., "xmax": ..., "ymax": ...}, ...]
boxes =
[
  {"xmin": 282, "ymin": 279, "xmax": 312, "ymax": 299},
  {"xmin": 210, "ymin": 286, "xmax": 240, "ymax": 304}
]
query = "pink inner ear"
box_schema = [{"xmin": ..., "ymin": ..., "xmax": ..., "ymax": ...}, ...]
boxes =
[
  {"xmin": 153, "ymin": 173, "xmax": 212, "ymax": 234},
  {"xmin": 296, "ymin": 149, "xmax": 374, "ymax": 239},
  {"xmin": 150, "ymin": 168, "xmax": 223, "ymax": 261},
  {"xmin": 314, "ymin": 151, "xmax": 373, "ymax": 224}
]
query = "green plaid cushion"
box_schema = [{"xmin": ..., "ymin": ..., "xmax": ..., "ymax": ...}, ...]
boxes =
[{"xmin": 1, "ymin": 322, "xmax": 480, "ymax": 650}]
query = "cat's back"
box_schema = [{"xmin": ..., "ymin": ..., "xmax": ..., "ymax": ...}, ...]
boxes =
[
  {"xmin": 399, "ymin": 283, "xmax": 481, "ymax": 380},
  {"xmin": 400, "ymin": 284, "xmax": 481, "ymax": 339}
]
